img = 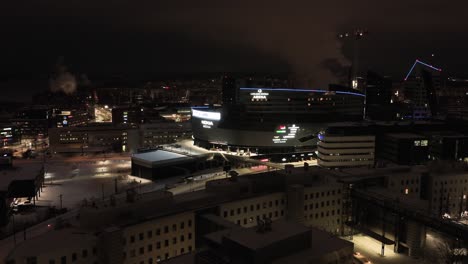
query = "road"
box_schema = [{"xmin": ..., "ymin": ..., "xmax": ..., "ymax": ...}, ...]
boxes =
[{"xmin": 0, "ymin": 142, "xmax": 315, "ymax": 262}]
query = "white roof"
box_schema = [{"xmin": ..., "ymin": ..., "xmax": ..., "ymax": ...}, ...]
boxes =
[{"xmin": 131, "ymin": 150, "xmax": 194, "ymax": 167}]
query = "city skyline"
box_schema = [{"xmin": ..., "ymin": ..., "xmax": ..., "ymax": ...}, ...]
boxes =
[{"xmin": 1, "ymin": 2, "xmax": 468, "ymax": 264}]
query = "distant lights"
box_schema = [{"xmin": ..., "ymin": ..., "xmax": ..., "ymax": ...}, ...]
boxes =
[
  {"xmin": 240, "ymin": 88, "xmax": 365, "ymax": 97},
  {"xmin": 192, "ymin": 109, "xmax": 221, "ymax": 121}
]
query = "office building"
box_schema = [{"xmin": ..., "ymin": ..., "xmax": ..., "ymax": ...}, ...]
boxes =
[
  {"xmin": 365, "ymin": 71, "xmax": 397, "ymax": 120},
  {"xmin": 11, "ymin": 106, "xmax": 51, "ymax": 139},
  {"xmin": 317, "ymin": 124, "xmax": 375, "ymax": 168},
  {"xmin": 139, "ymin": 122, "xmax": 191, "ymax": 148},
  {"xmin": 403, "ymin": 61, "xmax": 442, "ymax": 119},
  {"xmin": 380, "ymin": 133, "xmax": 429, "ymax": 165},
  {"xmin": 48, "ymin": 124, "xmax": 138, "ymax": 153}
]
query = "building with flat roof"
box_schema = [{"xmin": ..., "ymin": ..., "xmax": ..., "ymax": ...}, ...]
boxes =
[
  {"xmin": 317, "ymin": 123, "xmax": 375, "ymax": 168},
  {"xmin": 175, "ymin": 220, "xmax": 353, "ymax": 264},
  {"xmin": 0, "ymin": 163, "xmax": 44, "ymax": 226},
  {"xmin": 380, "ymin": 133, "xmax": 429, "ymax": 165},
  {"xmin": 131, "ymin": 150, "xmax": 225, "ymax": 180}
]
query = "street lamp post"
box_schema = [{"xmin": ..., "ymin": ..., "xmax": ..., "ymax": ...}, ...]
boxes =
[
  {"xmin": 58, "ymin": 194, "xmax": 63, "ymax": 210},
  {"xmin": 12, "ymin": 214, "xmax": 16, "ymax": 246}
]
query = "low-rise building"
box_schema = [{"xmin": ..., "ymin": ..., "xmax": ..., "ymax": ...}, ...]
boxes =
[
  {"xmin": 0, "ymin": 164, "xmax": 44, "ymax": 226},
  {"xmin": 167, "ymin": 220, "xmax": 353, "ymax": 264},
  {"xmin": 139, "ymin": 122, "xmax": 191, "ymax": 148},
  {"xmin": 48, "ymin": 124, "xmax": 139, "ymax": 153},
  {"xmin": 317, "ymin": 124, "xmax": 375, "ymax": 168}
]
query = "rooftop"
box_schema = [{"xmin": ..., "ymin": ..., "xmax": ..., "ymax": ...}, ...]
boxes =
[
  {"xmin": 7, "ymin": 228, "xmax": 96, "ymax": 260},
  {"xmin": 273, "ymin": 229, "xmax": 353, "ymax": 264},
  {"xmin": 131, "ymin": 150, "xmax": 195, "ymax": 167},
  {"xmin": 168, "ymin": 220, "xmax": 353, "ymax": 264},
  {"xmin": 385, "ymin": 132, "xmax": 426, "ymax": 139},
  {"xmin": 215, "ymin": 220, "xmax": 310, "ymax": 250}
]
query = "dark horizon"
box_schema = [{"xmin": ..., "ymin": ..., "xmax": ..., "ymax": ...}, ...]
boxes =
[{"xmin": 2, "ymin": 1, "xmax": 468, "ymax": 85}]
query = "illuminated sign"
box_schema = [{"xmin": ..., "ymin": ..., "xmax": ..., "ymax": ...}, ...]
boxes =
[
  {"xmin": 414, "ymin": 140, "xmax": 428, "ymax": 147},
  {"xmin": 60, "ymin": 111, "xmax": 72, "ymax": 116},
  {"xmin": 192, "ymin": 109, "xmax": 221, "ymax": 121},
  {"xmin": 201, "ymin": 120, "xmax": 214, "ymax": 129},
  {"xmin": 272, "ymin": 124, "xmax": 299, "ymax": 144},
  {"xmin": 94, "ymin": 105, "xmax": 112, "ymax": 123},
  {"xmin": 250, "ymin": 89, "xmax": 269, "ymax": 101}
]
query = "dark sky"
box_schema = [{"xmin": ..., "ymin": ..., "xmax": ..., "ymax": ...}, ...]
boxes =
[{"xmin": 1, "ymin": 0, "xmax": 468, "ymax": 87}]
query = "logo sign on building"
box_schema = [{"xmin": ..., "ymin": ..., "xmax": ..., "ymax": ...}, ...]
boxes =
[
  {"xmin": 201, "ymin": 120, "xmax": 214, "ymax": 129},
  {"xmin": 250, "ymin": 89, "xmax": 269, "ymax": 101},
  {"xmin": 273, "ymin": 124, "xmax": 299, "ymax": 144},
  {"xmin": 192, "ymin": 109, "xmax": 221, "ymax": 121}
]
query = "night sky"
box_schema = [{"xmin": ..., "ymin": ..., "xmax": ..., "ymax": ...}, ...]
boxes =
[{"xmin": 1, "ymin": 0, "xmax": 468, "ymax": 96}]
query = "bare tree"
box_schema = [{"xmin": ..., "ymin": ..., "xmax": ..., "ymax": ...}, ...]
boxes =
[{"xmin": 423, "ymin": 239, "xmax": 461, "ymax": 264}]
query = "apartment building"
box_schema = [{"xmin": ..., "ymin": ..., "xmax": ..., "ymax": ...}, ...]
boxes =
[
  {"xmin": 122, "ymin": 212, "xmax": 195, "ymax": 264},
  {"xmin": 303, "ymin": 185, "xmax": 343, "ymax": 234},
  {"xmin": 427, "ymin": 164, "xmax": 468, "ymax": 218},
  {"xmin": 385, "ymin": 166, "xmax": 423, "ymax": 199},
  {"xmin": 219, "ymin": 192, "xmax": 286, "ymax": 228}
]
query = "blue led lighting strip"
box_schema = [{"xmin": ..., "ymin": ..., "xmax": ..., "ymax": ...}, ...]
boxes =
[
  {"xmin": 239, "ymin": 88, "xmax": 366, "ymax": 97},
  {"xmin": 191, "ymin": 106, "xmax": 210, "ymax": 109},
  {"xmin": 404, "ymin": 59, "xmax": 442, "ymax": 81}
]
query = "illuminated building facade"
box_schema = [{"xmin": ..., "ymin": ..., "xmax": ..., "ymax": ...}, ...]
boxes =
[
  {"xmin": 192, "ymin": 87, "xmax": 365, "ymax": 153},
  {"xmin": 0, "ymin": 124, "xmax": 19, "ymax": 146},
  {"xmin": 317, "ymin": 126, "xmax": 375, "ymax": 168},
  {"xmin": 403, "ymin": 60, "xmax": 443, "ymax": 119},
  {"xmin": 11, "ymin": 106, "xmax": 51, "ymax": 139},
  {"xmin": 48, "ymin": 125, "xmax": 138, "ymax": 153}
]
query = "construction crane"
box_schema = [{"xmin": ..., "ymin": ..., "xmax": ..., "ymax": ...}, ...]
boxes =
[{"xmin": 338, "ymin": 28, "xmax": 369, "ymax": 90}]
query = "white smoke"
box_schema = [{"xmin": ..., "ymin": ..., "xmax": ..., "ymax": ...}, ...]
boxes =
[
  {"xmin": 151, "ymin": 2, "xmax": 352, "ymax": 88},
  {"xmin": 49, "ymin": 57, "xmax": 77, "ymax": 94},
  {"xmin": 49, "ymin": 72, "xmax": 77, "ymax": 94}
]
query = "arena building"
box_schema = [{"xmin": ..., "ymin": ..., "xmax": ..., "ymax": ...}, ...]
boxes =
[{"xmin": 192, "ymin": 87, "xmax": 365, "ymax": 154}]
